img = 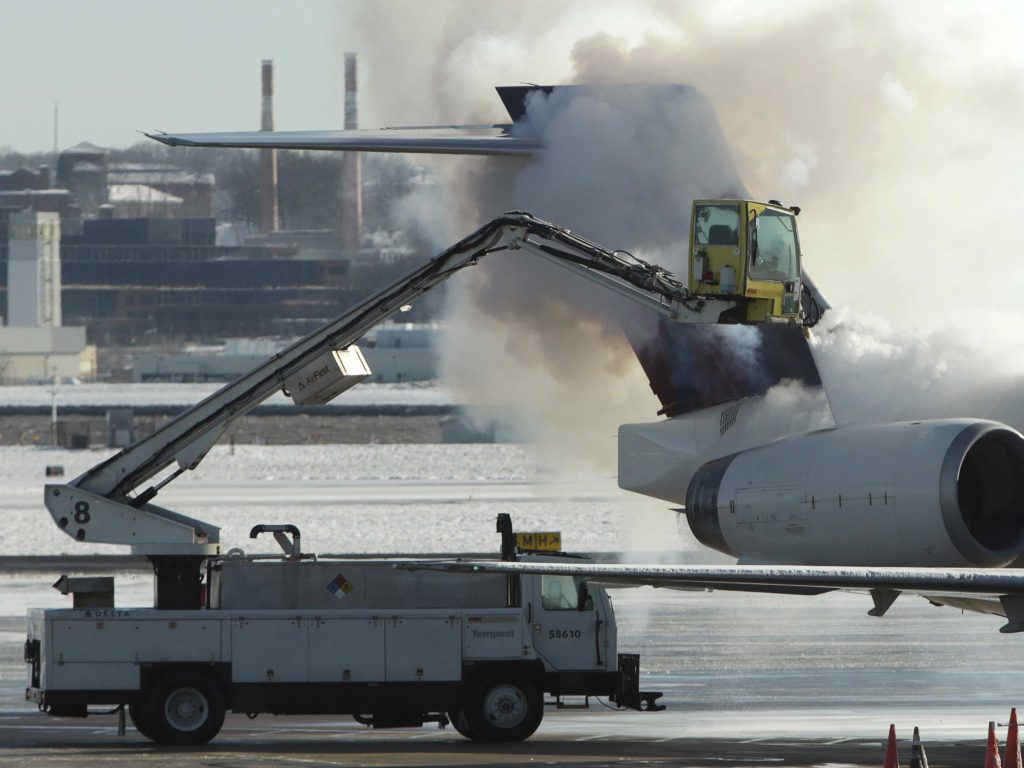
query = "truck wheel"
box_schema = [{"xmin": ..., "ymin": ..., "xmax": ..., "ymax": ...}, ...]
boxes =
[
  {"xmin": 467, "ymin": 674, "xmax": 543, "ymax": 742},
  {"xmin": 128, "ymin": 702, "xmax": 154, "ymax": 741},
  {"xmin": 448, "ymin": 710, "xmax": 480, "ymax": 740},
  {"xmin": 145, "ymin": 670, "xmax": 225, "ymax": 745}
]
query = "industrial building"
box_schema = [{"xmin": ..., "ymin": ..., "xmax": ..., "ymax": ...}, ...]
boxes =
[
  {"xmin": 0, "ymin": 168, "xmax": 77, "ymax": 219},
  {"xmin": 0, "ymin": 210, "xmax": 94, "ymax": 383},
  {"xmin": 53, "ymin": 143, "xmax": 215, "ymax": 219},
  {"xmin": 0, "ymin": 212, "xmax": 352, "ymax": 346},
  {"xmin": 0, "ymin": 54, "xmax": 438, "ymax": 382},
  {"xmin": 50, "ymin": 215, "xmax": 367, "ymax": 345},
  {"xmin": 0, "ymin": 205, "xmax": 428, "ymax": 349}
]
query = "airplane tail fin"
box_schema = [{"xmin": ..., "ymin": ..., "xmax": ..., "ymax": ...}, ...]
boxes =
[
  {"xmin": 617, "ymin": 315, "xmax": 833, "ymax": 505},
  {"xmin": 621, "ymin": 315, "xmax": 824, "ymax": 418}
]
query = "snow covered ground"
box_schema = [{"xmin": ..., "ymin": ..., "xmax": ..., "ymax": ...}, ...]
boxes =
[
  {"xmin": 1, "ymin": 443, "xmax": 1021, "ymax": 734},
  {"xmin": 0, "ymin": 443, "xmax": 679, "ymax": 557}
]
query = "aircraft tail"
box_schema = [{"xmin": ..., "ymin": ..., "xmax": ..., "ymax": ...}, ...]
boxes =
[
  {"xmin": 622, "ymin": 316, "xmax": 824, "ymax": 418},
  {"xmin": 617, "ymin": 316, "xmax": 833, "ymax": 504}
]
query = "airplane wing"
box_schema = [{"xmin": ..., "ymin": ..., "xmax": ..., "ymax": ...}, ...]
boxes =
[
  {"xmin": 402, "ymin": 560, "xmax": 1024, "ymax": 630},
  {"xmin": 145, "ymin": 125, "xmax": 541, "ymax": 156}
]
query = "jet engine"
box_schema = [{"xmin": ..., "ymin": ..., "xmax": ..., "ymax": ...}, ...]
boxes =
[{"xmin": 684, "ymin": 419, "xmax": 1024, "ymax": 567}]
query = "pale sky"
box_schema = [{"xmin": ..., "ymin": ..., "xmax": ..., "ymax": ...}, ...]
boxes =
[
  {"xmin": 5, "ymin": 0, "xmax": 1024, "ymax": 323},
  {"xmin": 1, "ymin": 0, "xmax": 388, "ymax": 153},
  {"xmin": 0, "ymin": 0, "xmax": 703, "ymax": 154}
]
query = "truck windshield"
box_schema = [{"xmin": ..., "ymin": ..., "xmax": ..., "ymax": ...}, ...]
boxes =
[
  {"xmin": 694, "ymin": 204, "xmax": 740, "ymax": 246},
  {"xmin": 749, "ymin": 210, "xmax": 799, "ymax": 283}
]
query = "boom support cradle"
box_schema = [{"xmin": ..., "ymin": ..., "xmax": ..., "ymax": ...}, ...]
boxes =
[{"xmin": 45, "ymin": 212, "xmax": 740, "ymax": 556}]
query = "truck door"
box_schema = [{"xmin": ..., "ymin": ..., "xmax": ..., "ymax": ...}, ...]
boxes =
[{"xmin": 529, "ymin": 574, "xmax": 604, "ymax": 671}]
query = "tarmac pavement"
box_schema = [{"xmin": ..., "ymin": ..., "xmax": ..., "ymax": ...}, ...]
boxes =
[{"xmin": 0, "ymin": 710, "xmax": 989, "ymax": 767}]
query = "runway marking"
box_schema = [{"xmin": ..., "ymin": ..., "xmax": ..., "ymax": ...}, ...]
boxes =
[
  {"xmin": 739, "ymin": 737, "xmax": 766, "ymax": 743},
  {"xmin": 574, "ymin": 734, "xmax": 609, "ymax": 741},
  {"xmin": 826, "ymin": 737, "xmax": 853, "ymax": 745}
]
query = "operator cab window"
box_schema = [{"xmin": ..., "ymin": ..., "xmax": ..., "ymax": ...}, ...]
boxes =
[
  {"xmin": 749, "ymin": 209, "xmax": 800, "ymax": 283},
  {"xmin": 694, "ymin": 204, "xmax": 740, "ymax": 246},
  {"xmin": 540, "ymin": 574, "xmax": 592, "ymax": 611}
]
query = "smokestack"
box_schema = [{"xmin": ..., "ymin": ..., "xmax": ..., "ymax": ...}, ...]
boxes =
[
  {"xmin": 259, "ymin": 59, "xmax": 279, "ymax": 233},
  {"xmin": 344, "ymin": 53, "xmax": 358, "ymax": 131},
  {"xmin": 341, "ymin": 52, "xmax": 363, "ymax": 251}
]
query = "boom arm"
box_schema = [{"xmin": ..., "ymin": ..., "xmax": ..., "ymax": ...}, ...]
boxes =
[{"xmin": 44, "ymin": 212, "xmax": 738, "ymax": 555}]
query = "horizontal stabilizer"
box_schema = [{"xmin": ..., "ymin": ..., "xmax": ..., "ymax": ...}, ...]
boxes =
[
  {"xmin": 146, "ymin": 126, "xmax": 541, "ymax": 156},
  {"xmin": 148, "ymin": 82, "xmax": 740, "ymax": 165}
]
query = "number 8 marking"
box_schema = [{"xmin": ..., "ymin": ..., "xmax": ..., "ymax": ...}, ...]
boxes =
[{"xmin": 73, "ymin": 501, "xmax": 91, "ymax": 525}]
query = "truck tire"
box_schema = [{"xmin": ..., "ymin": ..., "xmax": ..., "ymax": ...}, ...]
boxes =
[
  {"xmin": 128, "ymin": 702, "xmax": 154, "ymax": 741},
  {"xmin": 144, "ymin": 670, "xmax": 226, "ymax": 745},
  {"xmin": 448, "ymin": 710, "xmax": 481, "ymax": 740},
  {"xmin": 466, "ymin": 673, "xmax": 543, "ymax": 742}
]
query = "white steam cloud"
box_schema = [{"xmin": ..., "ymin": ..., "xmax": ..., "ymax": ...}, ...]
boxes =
[
  {"xmin": 442, "ymin": 84, "xmax": 751, "ymax": 467},
  {"xmin": 813, "ymin": 308, "xmax": 1024, "ymax": 431},
  {"xmin": 339, "ymin": 0, "xmax": 1024, "ymax": 467}
]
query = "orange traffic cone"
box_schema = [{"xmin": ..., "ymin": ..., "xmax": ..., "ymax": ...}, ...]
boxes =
[
  {"xmin": 884, "ymin": 723, "xmax": 900, "ymax": 768},
  {"xmin": 1006, "ymin": 708, "xmax": 1022, "ymax": 768},
  {"xmin": 909, "ymin": 726, "xmax": 929, "ymax": 768},
  {"xmin": 986, "ymin": 721, "xmax": 1003, "ymax": 768}
]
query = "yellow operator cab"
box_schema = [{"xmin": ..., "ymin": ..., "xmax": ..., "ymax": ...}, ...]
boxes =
[{"xmin": 689, "ymin": 199, "xmax": 803, "ymax": 323}]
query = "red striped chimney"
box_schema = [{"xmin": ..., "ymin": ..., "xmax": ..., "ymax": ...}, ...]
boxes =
[
  {"xmin": 259, "ymin": 59, "xmax": 280, "ymax": 233},
  {"xmin": 340, "ymin": 52, "xmax": 362, "ymax": 251}
]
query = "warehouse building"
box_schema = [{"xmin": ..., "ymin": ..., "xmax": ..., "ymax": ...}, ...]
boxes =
[{"xmin": 0, "ymin": 210, "xmax": 95, "ymax": 383}]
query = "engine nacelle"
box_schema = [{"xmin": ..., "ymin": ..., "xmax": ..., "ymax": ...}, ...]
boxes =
[{"xmin": 685, "ymin": 419, "xmax": 1024, "ymax": 567}]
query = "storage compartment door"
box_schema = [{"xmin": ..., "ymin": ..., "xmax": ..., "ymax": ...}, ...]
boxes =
[
  {"xmin": 231, "ymin": 618, "xmax": 308, "ymax": 683},
  {"xmin": 309, "ymin": 618, "xmax": 386, "ymax": 682},
  {"xmin": 385, "ymin": 617, "xmax": 461, "ymax": 681}
]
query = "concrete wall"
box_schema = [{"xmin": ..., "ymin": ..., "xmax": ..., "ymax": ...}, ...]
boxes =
[
  {"xmin": 0, "ymin": 325, "xmax": 85, "ymax": 353},
  {"xmin": 362, "ymin": 347, "xmax": 436, "ymax": 383},
  {"xmin": 0, "ymin": 326, "xmax": 95, "ymax": 382},
  {"xmin": 131, "ymin": 346, "xmax": 438, "ymax": 384},
  {"xmin": 131, "ymin": 324, "xmax": 443, "ymax": 384}
]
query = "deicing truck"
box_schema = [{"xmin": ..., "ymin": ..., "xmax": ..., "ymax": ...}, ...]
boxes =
[
  {"xmin": 27, "ymin": 516, "xmax": 662, "ymax": 743},
  {"xmin": 26, "ymin": 210, "xmax": 805, "ymax": 743}
]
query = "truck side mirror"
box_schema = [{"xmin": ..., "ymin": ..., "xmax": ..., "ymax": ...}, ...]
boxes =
[{"xmin": 577, "ymin": 581, "xmax": 593, "ymax": 611}]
